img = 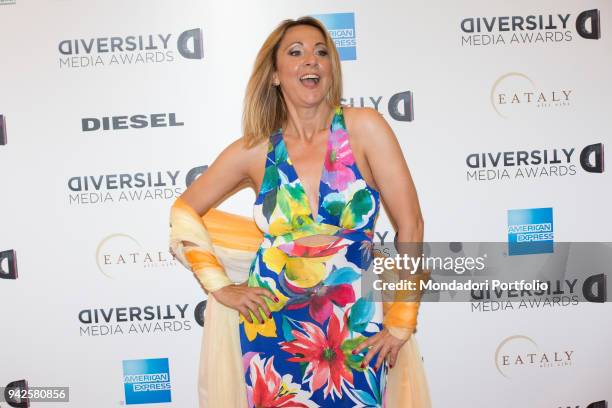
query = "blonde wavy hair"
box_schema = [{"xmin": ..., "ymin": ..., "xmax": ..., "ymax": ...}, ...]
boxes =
[{"xmin": 242, "ymin": 16, "xmax": 343, "ymax": 148}]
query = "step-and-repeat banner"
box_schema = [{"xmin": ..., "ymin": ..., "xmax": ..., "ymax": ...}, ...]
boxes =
[{"xmin": 1, "ymin": 0, "xmax": 610, "ymax": 407}]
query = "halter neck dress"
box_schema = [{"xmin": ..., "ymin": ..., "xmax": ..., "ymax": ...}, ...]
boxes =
[{"xmin": 239, "ymin": 106, "xmax": 386, "ymax": 407}]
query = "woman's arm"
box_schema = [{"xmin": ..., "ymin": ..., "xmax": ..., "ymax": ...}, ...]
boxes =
[
  {"xmin": 353, "ymin": 107, "xmax": 424, "ymax": 239},
  {"xmin": 346, "ymin": 107, "xmax": 425, "ymax": 370},
  {"xmin": 170, "ymin": 138, "xmax": 276, "ymax": 323},
  {"xmin": 179, "ymin": 137, "xmax": 263, "ymax": 214}
]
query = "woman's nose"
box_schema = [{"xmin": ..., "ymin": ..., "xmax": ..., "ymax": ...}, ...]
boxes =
[{"xmin": 303, "ymin": 52, "xmax": 319, "ymax": 67}]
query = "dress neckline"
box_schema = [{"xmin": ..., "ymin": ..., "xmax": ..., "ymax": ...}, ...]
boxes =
[{"xmin": 278, "ymin": 107, "xmax": 340, "ymax": 221}]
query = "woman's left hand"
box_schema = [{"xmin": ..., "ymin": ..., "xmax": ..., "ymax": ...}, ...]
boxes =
[{"xmin": 351, "ymin": 328, "xmax": 410, "ymax": 370}]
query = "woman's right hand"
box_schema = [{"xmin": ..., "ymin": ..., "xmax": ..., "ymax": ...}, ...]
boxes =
[{"xmin": 211, "ymin": 282, "xmax": 279, "ymax": 324}]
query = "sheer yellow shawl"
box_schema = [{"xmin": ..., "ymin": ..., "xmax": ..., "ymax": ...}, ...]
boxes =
[{"xmin": 169, "ymin": 197, "xmax": 431, "ymax": 407}]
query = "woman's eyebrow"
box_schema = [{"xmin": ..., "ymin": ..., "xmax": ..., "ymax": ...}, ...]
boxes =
[
  {"xmin": 285, "ymin": 41, "xmax": 303, "ymax": 49},
  {"xmin": 285, "ymin": 41, "xmax": 327, "ymax": 49}
]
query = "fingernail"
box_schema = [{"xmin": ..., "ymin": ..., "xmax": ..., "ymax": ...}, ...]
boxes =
[
  {"xmin": 351, "ymin": 350, "xmax": 356, "ymax": 355},
  {"xmin": 274, "ymin": 296, "xmax": 279, "ymax": 302},
  {"xmin": 360, "ymin": 362, "xmax": 365, "ymax": 368},
  {"xmin": 390, "ymin": 364, "xmax": 394, "ymax": 368}
]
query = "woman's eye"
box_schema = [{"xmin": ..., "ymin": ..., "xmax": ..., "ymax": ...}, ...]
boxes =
[
  {"xmin": 289, "ymin": 50, "xmax": 301, "ymax": 56},
  {"xmin": 317, "ymin": 50, "xmax": 328, "ymax": 56}
]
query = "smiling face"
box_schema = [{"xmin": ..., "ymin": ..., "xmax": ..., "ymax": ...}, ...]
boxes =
[{"xmin": 273, "ymin": 24, "xmax": 333, "ymax": 109}]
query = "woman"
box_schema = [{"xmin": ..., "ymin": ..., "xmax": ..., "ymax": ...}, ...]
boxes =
[{"xmin": 170, "ymin": 17, "xmax": 429, "ymax": 407}]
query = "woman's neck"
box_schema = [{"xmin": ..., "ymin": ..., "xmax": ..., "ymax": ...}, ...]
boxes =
[{"xmin": 282, "ymin": 102, "xmax": 333, "ymax": 142}]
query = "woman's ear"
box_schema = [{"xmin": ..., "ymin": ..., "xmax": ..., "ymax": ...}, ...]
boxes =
[{"xmin": 271, "ymin": 72, "xmax": 280, "ymax": 86}]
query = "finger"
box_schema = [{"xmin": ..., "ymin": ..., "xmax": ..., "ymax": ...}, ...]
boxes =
[
  {"xmin": 254, "ymin": 287, "xmax": 278, "ymax": 302},
  {"xmin": 240, "ymin": 304, "xmax": 258, "ymax": 324},
  {"xmin": 245, "ymin": 300, "xmax": 262, "ymax": 324},
  {"xmin": 387, "ymin": 348, "xmax": 399, "ymax": 369},
  {"xmin": 374, "ymin": 345, "xmax": 391, "ymax": 371},
  {"xmin": 249, "ymin": 293, "xmax": 271, "ymax": 318},
  {"xmin": 361, "ymin": 342, "xmax": 382, "ymax": 369},
  {"xmin": 238, "ymin": 307, "xmax": 253, "ymax": 324},
  {"xmin": 352, "ymin": 334, "xmax": 376, "ymax": 355}
]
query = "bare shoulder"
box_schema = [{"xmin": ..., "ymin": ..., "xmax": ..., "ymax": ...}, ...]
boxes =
[
  {"xmin": 179, "ymin": 136, "xmax": 268, "ymax": 214},
  {"xmin": 241, "ymin": 138, "xmax": 269, "ymax": 174},
  {"xmin": 218, "ymin": 136, "xmax": 267, "ymax": 169},
  {"xmin": 222, "ymin": 136, "xmax": 269, "ymax": 189},
  {"xmin": 221, "ymin": 136, "xmax": 258, "ymax": 158},
  {"xmin": 343, "ymin": 105, "xmax": 383, "ymax": 124},
  {"xmin": 342, "ymin": 106, "xmax": 398, "ymax": 149}
]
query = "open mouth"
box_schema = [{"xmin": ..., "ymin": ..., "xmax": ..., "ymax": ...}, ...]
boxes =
[{"xmin": 299, "ymin": 74, "xmax": 320, "ymax": 86}]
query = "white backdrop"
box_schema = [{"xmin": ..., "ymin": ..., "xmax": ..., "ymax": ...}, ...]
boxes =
[{"xmin": 1, "ymin": 0, "xmax": 611, "ymax": 407}]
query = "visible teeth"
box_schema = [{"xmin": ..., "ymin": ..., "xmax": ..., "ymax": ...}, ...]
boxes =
[{"xmin": 300, "ymin": 74, "xmax": 319, "ymax": 81}]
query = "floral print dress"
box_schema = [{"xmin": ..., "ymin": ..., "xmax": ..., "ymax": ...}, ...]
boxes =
[{"xmin": 239, "ymin": 106, "xmax": 385, "ymax": 407}]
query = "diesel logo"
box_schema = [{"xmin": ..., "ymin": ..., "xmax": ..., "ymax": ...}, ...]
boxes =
[{"xmin": 81, "ymin": 113, "xmax": 184, "ymax": 131}]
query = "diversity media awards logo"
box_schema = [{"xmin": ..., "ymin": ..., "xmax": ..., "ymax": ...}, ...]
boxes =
[
  {"xmin": 466, "ymin": 142, "xmax": 604, "ymax": 182},
  {"xmin": 342, "ymin": 91, "xmax": 414, "ymax": 122},
  {"xmin": 311, "ymin": 13, "xmax": 356, "ymax": 61},
  {"xmin": 507, "ymin": 207, "xmax": 553, "ymax": 256},
  {"xmin": 78, "ymin": 304, "xmax": 195, "ymax": 337},
  {"xmin": 58, "ymin": 28, "xmax": 203, "ymax": 69},
  {"xmin": 2, "ymin": 379, "xmax": 29, "ymax": 406},
  {"xmin": 460, "ymin": 9, "xmax": 600, "ymax": 47},
  {"xmin": 122, "ymin": 358, "xmax": 171, "ymax": 405},
  {"xmin": 0, "ymin": 249, "xmax": 18, "ymax": 279},
  {"xmin": 0, "ymin": 114, "xmax": 6, "ymax": 145},
  {"xmin": 560, "ymin": 400, "xmax": 608, "ymax": 408},
  {"xmin": 66, "ymin": 165, "xmax": 206, "ymax": 205}
]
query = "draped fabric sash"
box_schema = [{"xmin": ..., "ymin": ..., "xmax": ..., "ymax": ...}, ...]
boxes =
[{"xmin": 169, "ymin": 197, "xmax": 432, "ymax": 407}]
